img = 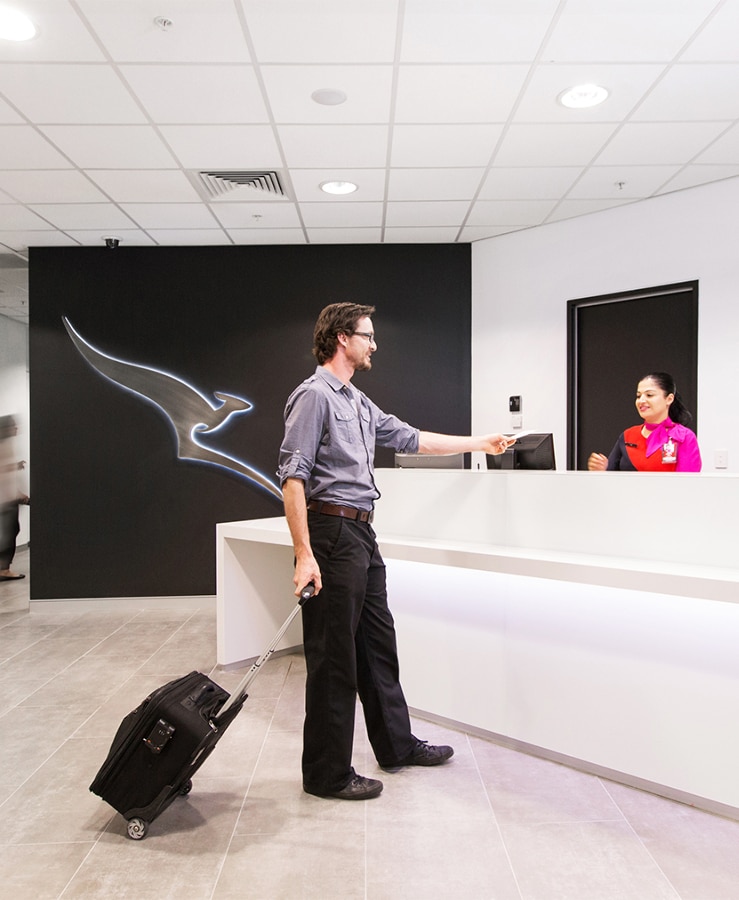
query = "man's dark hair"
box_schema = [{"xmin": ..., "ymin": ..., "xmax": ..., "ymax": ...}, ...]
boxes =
[{"xmin": 313, "ymin": 302, "xmax": 376, "ymax": 364}]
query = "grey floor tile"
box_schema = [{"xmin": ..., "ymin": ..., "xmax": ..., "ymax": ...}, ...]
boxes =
[
  {"xmin": 604, "ymin": 780, "xmax": 739, "ymax": 900},
  {"xmin": 367, "ymin": 816, "xmax": 521, "ymax": 899},
  {"xmin": 4, "ymin": 570, "xmax": 739, "ymax": 900},
  {"xmin": 500, "ymin": 819, "xmax": 679, "ymax": 900},
  {"xmin": 214, "ymin": 830, "xmax": 366, "ymax": 900},
  {"xmin": 0, "ymin": 841, "xmax": 96, "ymax": 900},
  {"xmin": 473, "ymin": 737, "xmax": 624, "ymax": 825}
]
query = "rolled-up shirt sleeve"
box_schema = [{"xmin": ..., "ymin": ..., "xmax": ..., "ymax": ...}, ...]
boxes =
[{"xmin": 277, "ymin": 386, "xmax": 322, "ymax": 485}]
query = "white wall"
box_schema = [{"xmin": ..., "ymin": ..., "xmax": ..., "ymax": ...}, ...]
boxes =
[
  {"xmin": 0, "ymin": 315, "xmax": 30, "ymax": 545},
  {"xmin": 471, "ymin": 176, "xmax": 739, "ymax": 472}
]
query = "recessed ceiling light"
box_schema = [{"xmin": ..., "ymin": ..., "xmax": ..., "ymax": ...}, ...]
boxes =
[
  {"xmin": 320, "ymin": 181, "xmax": 358, "ymax": 195},
  {"xmin": 558, "ymin": 83, "xmax": 609, "ymax": 109},
  {"xmin": 311, "ymin": 88, "xmax": 348, "ymax": 106},
  {"xmin": 0, "ymin": 6, "xmax": 36, "ymax": 41}
]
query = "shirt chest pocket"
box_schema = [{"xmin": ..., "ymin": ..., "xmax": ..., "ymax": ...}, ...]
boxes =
[{"xmin": 331, "ymin": 409, "xmax": 358, "ymax": 444}]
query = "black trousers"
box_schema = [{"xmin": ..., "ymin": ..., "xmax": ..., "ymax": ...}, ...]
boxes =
[
  {"xmin": 0, "ymin": 502, "xmax": 20, "ymax": 570},
  {"xmin": 301, "ymin": 512, "xmax": 415, "ymax": 794}
]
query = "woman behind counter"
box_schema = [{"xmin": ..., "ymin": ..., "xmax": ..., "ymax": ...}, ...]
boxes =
[{"xmin": 588, "ymin": 372, "xmax": 702, "ymax": 472}]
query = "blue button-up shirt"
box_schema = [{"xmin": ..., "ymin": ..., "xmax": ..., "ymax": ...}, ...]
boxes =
[{"xmin": 278, "ymin": 366, "xmax": 419, "ymax": 510}]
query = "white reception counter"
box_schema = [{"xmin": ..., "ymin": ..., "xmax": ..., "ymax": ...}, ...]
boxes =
[{"xmin": 217, "ymin": 469, "xmax": 739, "ymax": 818}]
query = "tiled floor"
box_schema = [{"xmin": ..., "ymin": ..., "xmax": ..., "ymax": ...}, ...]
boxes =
[{"xmin": 2, "ymin": 547, "xmax": 739, "ymax": 899}]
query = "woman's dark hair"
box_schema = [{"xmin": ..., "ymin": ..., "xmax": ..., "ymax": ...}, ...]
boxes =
[
  {"xmin": 313, "ymin": 302, "xmax": 376, "ymax": 365},
  {"xmin": 640, "ymin": 371, "xmax": 693, "ymax": 426}
]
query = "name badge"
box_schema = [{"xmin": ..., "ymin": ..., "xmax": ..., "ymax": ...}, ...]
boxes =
[{"xmin": 662, "ymin": 437, "xmax": 677, "ymax": 464}]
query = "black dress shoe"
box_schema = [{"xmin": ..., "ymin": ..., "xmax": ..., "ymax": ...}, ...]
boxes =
[
  {"xmin": 304, "ymin": 774, "xmax": 383, "ymax": 800},
  {"xmin": 386, "ymin": 739, "xmax": 454, "ymax": 769}
]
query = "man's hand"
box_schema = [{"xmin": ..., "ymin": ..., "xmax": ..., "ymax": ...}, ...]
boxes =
[
  {"xmin": 481, "ymin": 434, "xmax": 517, "ymax": 455},
  {"xmin": 294, "ymin": 554, "xmax": 322, "ymax": 597}
]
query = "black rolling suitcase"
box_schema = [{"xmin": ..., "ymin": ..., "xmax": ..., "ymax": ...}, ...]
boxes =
[{"xmin": 90, "ymin": 584, "xmax": 313, "ymax": 840}]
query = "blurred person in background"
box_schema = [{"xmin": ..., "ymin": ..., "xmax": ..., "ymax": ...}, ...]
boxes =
[{"xmin": 0, "ymin": 414, "xmax": 29, "ymax": 580}]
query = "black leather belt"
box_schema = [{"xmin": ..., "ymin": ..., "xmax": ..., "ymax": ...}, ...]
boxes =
[{"xmin": 307, "ymin": 500, "xmax": 374, "ymax": 524}]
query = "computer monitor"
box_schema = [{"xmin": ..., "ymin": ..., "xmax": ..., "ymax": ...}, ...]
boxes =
[
  {"xmin": 394, "ymin": 452, "xmax": 466, "ymax": 469},
  {"xmin": 486, "ymin": 433, "xmax": 556, "ymax": 470}
]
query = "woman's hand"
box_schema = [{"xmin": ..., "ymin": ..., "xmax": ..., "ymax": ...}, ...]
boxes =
[{"xmin": 587, "ymin": 452, "xmax": 608, "ymax": 471}]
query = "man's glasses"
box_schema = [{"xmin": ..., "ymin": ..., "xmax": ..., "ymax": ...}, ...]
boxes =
[{"xmin": 353, "ymin": 331, "xmax": 376, "ymax": 344}]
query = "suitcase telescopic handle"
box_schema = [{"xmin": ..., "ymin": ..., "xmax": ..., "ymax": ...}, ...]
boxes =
[{"xmin": 213, "ymin": 583, "xmax": 315, "ymax": 723}]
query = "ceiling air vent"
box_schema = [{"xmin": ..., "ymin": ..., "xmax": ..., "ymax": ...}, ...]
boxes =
[{"xmin": 190, "ymin": 170, "xmax": 287, "ymax": 201}]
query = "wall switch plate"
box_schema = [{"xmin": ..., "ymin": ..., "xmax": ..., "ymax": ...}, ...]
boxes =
[{"xmin": 714, "ymin": 449, "xmax": 729, "ymax": 469}]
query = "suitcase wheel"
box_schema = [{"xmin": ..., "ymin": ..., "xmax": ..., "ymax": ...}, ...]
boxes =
[
  {"xmin": 126, "ymin": 817, "xmax": 149, "ymax": 841},
  {"xmin": 179, "ymin": 779, "xmax": 193, "ymax": 796}
]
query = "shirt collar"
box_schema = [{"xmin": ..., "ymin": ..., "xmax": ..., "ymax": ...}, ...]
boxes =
[{"xmin": 316, "ymin": 365, "xmax": 351, "ymax": 394}]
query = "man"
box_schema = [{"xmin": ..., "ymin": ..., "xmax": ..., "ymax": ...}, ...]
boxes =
[{"xmin": 278, "ymin": 303, "xmax": 512, "ymax": 800}]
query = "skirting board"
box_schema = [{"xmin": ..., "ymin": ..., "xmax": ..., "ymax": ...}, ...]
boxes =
[
  {"xmin": 409, "ymin": 706, "xmax": 739, "ymax": 824},
  {"xmin": 29, "ymin": 594, "xmax": 217, "ymax": 611}
]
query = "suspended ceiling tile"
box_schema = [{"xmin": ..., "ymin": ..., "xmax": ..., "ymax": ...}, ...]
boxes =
[
  {"xmin": 210, "ymin": 201, "xmax": 302, "ymax": 229},
  {"xmin": 85, "ymin": 170, "xmax": 201, "ymax": 204},
  {"xmin": 120, "ymin": 204, "xmax": 221, "ymax": 230},
  {"xmin": 394, "ymin": 65, "xmax": 529, "ymax": 123},
  {"xmin": 513, "ymin": 63, "xmax": 666, "ymax": 123},
  {"xmin": 0, "ymin": 205, "xmax": 56, "ymax": 230},
  {"xmin": 401, "ymin": 0, "xmax": 560, "ymax": 63},
  {"xmin": 0, "ymin": 65, "xmax": 147, "ymax": 124},
  {"xmin": 28, "ymin": 204, "xmax": 135, "ymax": 230},
  {"xmin": 543, "ymin": 0, "xmax": 720, "ymax": 62},
  {"xmin": 0, "ymin": 170, "xmax": 108, "ymax": 204},
  {"xmin": 299, "ymin": 201, "xmax": 383, "ymax": 228},
  {"xmin": 38, "ymin": 125, "xmax": 179, "ymax": 169},
  {"xmin": 546, "ymin": 198, "xmax": 636, "ymax": 223},
  {"xmin": 391, "ymin": 124, "xmax": 503, "ymax": 167},
  {"xmin": 289, "ymin": 169, "xmax": 386, "ymax": 202},
  {"xmin": 0, "ymin": 3, "xmax": 105, "ymax": 62},
  {"xmin": 0, "ymin": 97, "xmax": 24, "ymax": 125},
  {"xmin": 595, "ymin": 121, "xmax": 730, "ymax": 166},
  {"xmin": 655, "ymin": 167, "xmax": 739, "ymax": 194},
  {"xmin": 385, "ymin": 200, "xmax": 471, "ymax": 227},
  {"xmin": 681, "ymin": 3, "xmax": 739, "ymax": 61},
  {"xmin": 261, "ymin": 65, "xmax": 393, "ymax": 124},
  {"xmin": 566, "ymin": 165, "xmax": 683, "ymax": 199},
  {"xmin": 383, "ymin": 226, "xmax": 462, "ymax": 242},
  {"xmin": 693, "ymin": 123, "xmax": 739, "ymax": 164},
  {"xmin": 145, "ymin": 230, "xmax": 232, "ymax": 245},
  {"xmin": 120, "ymin": 65, "xmax": 269, "ymax": 124},
  {"xmin": 466, "ymin": 199, "xmax": 558, "ymax": 227},
  {"xmin": 494, "ymin": 123, "xmax": 618, "ymax": 167},
  {"xmin": 63, "ymin": 229, "xmax": 156, "ymax": 246},
  {"xmin": 279, "ymin": 124, "xmax": 388, "ymax": 168},
  {"xmin": 242, "ymin": 0, "xmax": 399, "ymax": 63},
  {"xmin": 460, "ymin": 225, "xmax": 525, "ymax": 241},
  {"xmin": 158, "ymin": 125, "xmax": 283, "ymax": 170},
  {"xmin": 76, "ymin": 0, "xmax": 251, "ymax": 63},
  {"xmin": 387, "ymin": 168, "xmax": 485, "ymax": 202},
  {"xmin": 0, "ymin": 126, "xmax": 74, "ymax": 169},
  {"xmin": 227, "ymin": 228, "xmax": 308, "ymax": 244},
  {"xmin": 479, "ymin": 167, "xmax": 582, "ymax": 200},
  {"xmin": 631, "ymin": 63, "xmax": 739, "ymax": 121},
  {"xmin": 0, "ymin": 231, "xmax": 79, "ymax": 253},
  {"xmin": 305, "ymin": 228, "xmax": 382, "ymax": 243}
]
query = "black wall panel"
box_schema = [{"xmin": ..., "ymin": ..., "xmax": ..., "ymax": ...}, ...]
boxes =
[{"xmin": 29, "ymin": 244, "xmax": 471, "ymax": 599}]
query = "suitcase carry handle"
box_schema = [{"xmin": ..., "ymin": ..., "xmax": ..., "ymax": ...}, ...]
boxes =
[{"xmin": 213, "ymin": 583, "xmax": 314, "ymax": 723}]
